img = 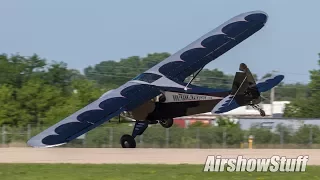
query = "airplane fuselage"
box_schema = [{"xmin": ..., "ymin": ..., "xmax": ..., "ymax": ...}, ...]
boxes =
[{"xmin": 130, "ymin": 90, "xmax": 230, "ymax": 121}]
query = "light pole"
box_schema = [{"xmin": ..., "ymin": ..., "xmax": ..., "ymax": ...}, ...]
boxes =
[
  {"xmin": 270, "ymin": 70, "xmax": 279, "ymax": 118},
  {"xmin": 270, "ymin": 87, "xmax": 275, "ymax": 117}
]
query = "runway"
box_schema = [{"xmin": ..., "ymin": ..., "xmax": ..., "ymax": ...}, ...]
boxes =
[{"xmin": 1, "ymin": 148, "xmax": 320, "ymax": 165}]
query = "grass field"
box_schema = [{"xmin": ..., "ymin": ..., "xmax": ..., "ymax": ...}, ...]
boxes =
[{"xmin": 0, "ymin": 164, "xmax": 320, "ymax": 180}]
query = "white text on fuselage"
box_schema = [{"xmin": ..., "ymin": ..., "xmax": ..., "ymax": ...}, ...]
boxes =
[{"xmin": 172, "ymin": 94, "xmax": 211, "ymax": 102}]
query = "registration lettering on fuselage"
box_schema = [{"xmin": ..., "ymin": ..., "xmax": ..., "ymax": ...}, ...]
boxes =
[{"xmin": 163, "ymin": 91, "xmax": 223, "ymax": 103}]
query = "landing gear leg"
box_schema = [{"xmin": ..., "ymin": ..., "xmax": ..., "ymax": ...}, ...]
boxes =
[
  {"xmin": 120, "ymin": 120, "xmax": 149, "ymax": 148},
  {"xmin": 250, "ymin": 103, "xmax": 266, "ymax": 117}
]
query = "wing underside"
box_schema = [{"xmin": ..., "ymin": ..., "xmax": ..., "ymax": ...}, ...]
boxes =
[{"xmin": 27, "ymin": 83, "xmax": 161, "ymax": 147}]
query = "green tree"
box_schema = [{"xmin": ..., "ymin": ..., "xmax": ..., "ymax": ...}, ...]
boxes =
[
  {"xmin": 283, "ymin": 53, "xmax": 320, "ymax": 118},
  {"xmin": 0, "ymin": 85, "xmax": 21, "ymax": 125},
  {"xmin": 0, "ymin": 54, "xmax": 46, "ymax": 88},
  {"xmin": 44, "ymin": 78, "xmax": 105, "ymax": 125},
  {"xmin": 293, "ymin": 125, "xmax": 320, "ymax": 144},
  {"xmin": 0, "ymin": 54, "xmax": 91, "ymax": 126},
  {"xmin": 44, "ymin": 61, "xmax": 83, "ymax": 95},
  {"xmin": 16, "ymin": 78, "xmax": 63, "ymax": 126},
  {"xmin": 192, "ymin": 69, "xmax": 234, "ymax": 89},
  {"xmin": 84, "ymin": 53, "xmax": 170, "ymax": 87}
]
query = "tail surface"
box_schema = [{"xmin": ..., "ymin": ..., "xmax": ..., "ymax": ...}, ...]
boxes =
[{"xmin": 211, "ymin": 63, "xmax": 284, "ymax": 114}]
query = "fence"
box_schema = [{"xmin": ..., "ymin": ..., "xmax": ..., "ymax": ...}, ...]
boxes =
[{"xmin": 1, "ymin": 122, "xmax": 320, "ymax": 148}]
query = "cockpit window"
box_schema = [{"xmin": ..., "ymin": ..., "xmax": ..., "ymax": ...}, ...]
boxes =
[{"xmin": 132, "ymin": 73, "xmax": 162, "ymax": 83}]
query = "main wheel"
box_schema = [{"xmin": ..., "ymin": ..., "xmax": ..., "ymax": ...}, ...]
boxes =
[
  {"xmin": 159, "ymin": 118, "xmax": 174, "ymax": 128},
  {"xmin": 120, "ymin": 134, "xmax": 136, "ymax": 148},
  {"xmin": 260, "ymin": 109, "xmax": 266, "ymax": 117}
]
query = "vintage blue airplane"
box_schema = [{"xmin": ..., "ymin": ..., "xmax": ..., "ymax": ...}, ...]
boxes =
[{"xmin": 27, "ymin": 11, "xmax": 284, "ymax": 148}]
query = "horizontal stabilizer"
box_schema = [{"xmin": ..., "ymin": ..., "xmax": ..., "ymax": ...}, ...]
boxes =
[
  {"xmin": 211, "ymin": 95, "xmax": 240, "ymax": 114},
  {"xmin": 256, "ymin": 74, "xmax": 284, "ymax": 92}
]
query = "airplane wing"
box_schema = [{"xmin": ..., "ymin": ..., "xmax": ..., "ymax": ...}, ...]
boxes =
[
  {"xmin": 144, "ymin": 11, "xmax": 268, "ymax": 82},
  {"xmin": 27, "ymin": 82, "xmax": 161, "ymax": 147}
]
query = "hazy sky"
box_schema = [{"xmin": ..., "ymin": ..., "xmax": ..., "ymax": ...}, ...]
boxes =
[{"xmin": 1, "ymin": 0, "xmax": 319, "ymax": 84}]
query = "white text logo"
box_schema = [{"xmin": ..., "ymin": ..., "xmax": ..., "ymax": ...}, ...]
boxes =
[{"xmin": 203, "ymin": 155, "xmax": 309, "ymax": 172}]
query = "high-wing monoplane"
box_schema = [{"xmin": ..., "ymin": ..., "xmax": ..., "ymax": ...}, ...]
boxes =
[{"xmin": 27, "ymin": 11, "xmax": 284, "ymax": 148}]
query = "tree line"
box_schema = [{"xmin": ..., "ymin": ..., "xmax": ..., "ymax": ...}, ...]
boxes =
[
  {"xmin": 283, "ymin": 54, "xmax": 320, "ymax": 118},
  {"xmin": 0, "ymin": 52, "xmax": 318, "ymax": 127}
]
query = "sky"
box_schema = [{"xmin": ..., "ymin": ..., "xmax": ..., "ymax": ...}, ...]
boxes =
[{"xmin": 0, "ymin": 0, "xmax": 319, "ymax": 84}]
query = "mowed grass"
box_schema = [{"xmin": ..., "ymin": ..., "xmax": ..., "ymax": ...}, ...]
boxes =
[{"xmin": 0, "ymin": 164, "xmax": 320, "ymax": 180}]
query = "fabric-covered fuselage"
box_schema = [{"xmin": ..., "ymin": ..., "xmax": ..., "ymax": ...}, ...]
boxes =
[{"xmin": 130, "ymin": 88, "xmax": 230, "ymax": 121}]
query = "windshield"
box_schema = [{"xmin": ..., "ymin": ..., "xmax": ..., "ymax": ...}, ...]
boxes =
[{"xmin": 132, "ymin": 73, "xmax": 162, "ymax": 83}]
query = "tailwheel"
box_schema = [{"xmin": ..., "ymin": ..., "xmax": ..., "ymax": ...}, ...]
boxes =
[
  {"xmin": 159, "ymin": 118, "xmax": 174, "ymax": 128},
  {"xmin": 120, "ymin": 134, "xmax": 136, "ymax": 148},
  {"xmin": 259, "ymin": 109, "xmax": 266, "ymax": 117}
]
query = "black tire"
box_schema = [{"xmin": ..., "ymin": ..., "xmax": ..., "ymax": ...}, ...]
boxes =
[
  {"xmin": 159, "ymin": 118, "xmax": 174, "ymax": 128},
  {"xmin": 120, "ymin": 134, "xmax": 136, "ymax": 148},
  {"xmin": 260, "ymin": 110, "xmax": 266, "ymax": 117}
]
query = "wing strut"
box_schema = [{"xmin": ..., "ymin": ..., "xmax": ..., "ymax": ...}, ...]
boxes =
[{"xmin": 184, "ymin": 67, "xmax": 204, "ymax": 91}]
